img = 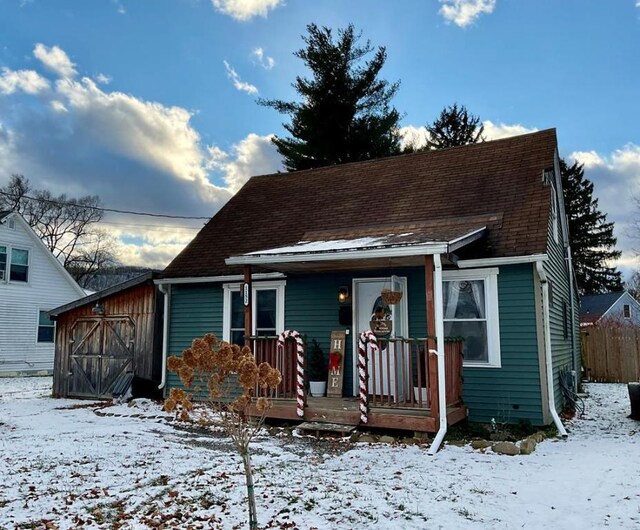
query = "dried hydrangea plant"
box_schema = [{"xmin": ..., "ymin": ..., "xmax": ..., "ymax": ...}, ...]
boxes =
[{"xmin": 166, "ymin": 333, "xmax": 282, "ymax": 530}]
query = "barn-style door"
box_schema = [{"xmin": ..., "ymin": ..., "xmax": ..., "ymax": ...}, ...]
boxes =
[{"xmin": 67, "ymin": 317, "xmax": 135, "ymax": 398}]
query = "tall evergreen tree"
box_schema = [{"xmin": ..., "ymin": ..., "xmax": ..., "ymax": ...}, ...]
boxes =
[
  {"xmin": 259, "ymin": 24, "xmax": 402, "ymax": 171},
  {"xmin": 424, "ymin": 103, "xmax": 485, "ymax": 150},
  {"xmin": 560, "ymin": 159, "xmax": 622, "ymax": 294}
]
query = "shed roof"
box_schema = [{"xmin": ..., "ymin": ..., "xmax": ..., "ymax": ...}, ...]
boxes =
[
  {"xmin": 48, "ymin": 271, "xmax": 158, "ymax": 318},
  {"xmin": 162, "ymin": 129, "xmax": 558, "ymax": 279}
]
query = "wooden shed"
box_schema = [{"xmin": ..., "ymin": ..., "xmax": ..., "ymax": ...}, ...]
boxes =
[{"xmin": 50, "ymin": 272, "xmax": 163, "ymax": 399}]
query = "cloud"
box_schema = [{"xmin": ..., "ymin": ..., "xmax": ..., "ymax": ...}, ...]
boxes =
[
  {"xmin": 95, "ymin": 73, "xmax": 112, "ymax": 85},
  {"xmin": 207, "ymin": 133, "xmax": 282, "ymax": 192},
  {"xmin": 398, "ymin": 125, "xmax": 429, "ymax": 150},
  {"xmin": 570, "ymin": 144, "xmax": 640, "ymax": 278},
  {"xmin": 0, "ymin": 67, "xmax": 49, "ymax": 94},
  {"xmin": 439, "ymin": 0, "xmax": 496, "ymax": 28},
  {"xmin": 33, "ymin": 43, "xmax": 77, "ymax": 78},
  {"xmin": 223, "ymin": 60, "xmax": 258, "ymax": 95},
  {"xmin": 482, "ymin": 120, "xmax": 537, "ymax": 140},
  {"xmin": 211, "ymin": 0, "xmax": 284, "ymax": 21},
  {"xmin": 252, "ymin": 47, "xmax": 275, "ymax": 70},
  {"xmin": 398, "ymin": 120, "xmax": 535, "ymax": 150}
]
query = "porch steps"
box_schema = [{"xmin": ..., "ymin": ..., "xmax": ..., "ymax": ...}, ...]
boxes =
[{"xmin": 297, "ymin": 421, "xmax": 356, "ymax": 437}]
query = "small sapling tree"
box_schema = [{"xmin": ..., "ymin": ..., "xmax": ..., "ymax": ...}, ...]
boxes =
[{"xmin": 165, "ymin": 333, "xmax": 282, "ymax": 529}]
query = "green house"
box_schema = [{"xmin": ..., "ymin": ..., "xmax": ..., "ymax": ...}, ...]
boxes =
[{"xmin": 157, "ymin": 129, "xmax": 579, "ymax": 448}]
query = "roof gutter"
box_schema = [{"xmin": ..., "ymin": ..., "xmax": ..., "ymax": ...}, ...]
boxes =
[
  {"xmin": 457, "ymin": 254, "xmax": 548, "ymax": 268},
  {"xmin": 157, "ymin": 283, "xmax": 170, "ymax": 391},
  {"xmin": 535, "ymin": 261, "xmax": 568, "ymax": 438},
  {"xmin": 155, "ymin": 272, "xmax": 286, "ymax": 285}
]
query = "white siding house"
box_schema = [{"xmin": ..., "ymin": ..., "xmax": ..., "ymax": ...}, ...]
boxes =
[{"xmin": 0, "ymin": 212, "xmax": 85, "ymax": 376}]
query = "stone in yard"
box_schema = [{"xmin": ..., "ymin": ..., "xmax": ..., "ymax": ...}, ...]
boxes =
[
  {"xmin": 447, "ymin": 439, "xmax": 467, "ymax": 447},
  {"xmin": 471, "ymin": 439, "xmax": 492, "ymax": 450},
  {"xmin": 492, "ymin": 441, "xmax": 520, "ymax": 456},
  {"xmin": 531, "ymin": 432, "xmax": 546, "ymax": 443},
  {"xmin": 358, "ymin": 434, "xmax": 377, "ymax": 443},
  {"xmin": 379, "ymin": 435, "xmax": 395, "ymax": 444},
  {"xmin": 519, "ymin": 438, "xmax": 537, "ymax": 455}
]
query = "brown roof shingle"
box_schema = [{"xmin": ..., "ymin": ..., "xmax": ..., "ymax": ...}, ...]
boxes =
[{"xmin": 162, "ymin": 129, "xmax": 557, "ymax": 278}]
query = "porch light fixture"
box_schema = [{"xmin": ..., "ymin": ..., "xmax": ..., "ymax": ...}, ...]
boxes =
[
  {"xmin": 92, "ymin": 302, "xmax": 105, "ymax": 315},
  {"xmin": 338, "ymin": 286, "xmax": 350, "ymax": 304}
]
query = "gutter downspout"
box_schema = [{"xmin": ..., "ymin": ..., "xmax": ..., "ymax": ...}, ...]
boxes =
[
  {"xmin": 157, "ymin": 283, "xmax": 170, "ymax": 391},
  {"xmin": 428, "ymin": 253, "xmax": 448, "ymax": 455},
  {"xmin": 566, "ymin": 247, "xmax": 579, "ymax": 392},
  {"xmin": 535, "ymin": 261, "xmax": 568, "ymax": 437}
]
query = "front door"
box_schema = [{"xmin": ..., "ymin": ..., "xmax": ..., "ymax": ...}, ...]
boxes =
[{"xmin": 353, "ymin": 277, "xmax": 408, "ymax": 398}]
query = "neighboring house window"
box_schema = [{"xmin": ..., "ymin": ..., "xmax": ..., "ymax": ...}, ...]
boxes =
[
  {"xmin": 623, "ymin": 304, "xmax": 631, "ymax": 319},
  {"xmin": 443, "ymin": 268, "xmax": 501, "ymax": 368},
  {"xmin": 37, "ymin": 310, "xmax": 55, "ymax": 343},
  {"xmin": 10, "ymin": 248, "xmax": 29, "ymax": 282},
  {"xmin": 0, "ymin": 245, "xmax": 6, "ymax": 280},
  {"xmin": 223, "ymin": 281, "xmax": 285, "ymax": 344},
  {"xmin": 0, "ymin": 245, "xmax": 29, "ymax": 282}
]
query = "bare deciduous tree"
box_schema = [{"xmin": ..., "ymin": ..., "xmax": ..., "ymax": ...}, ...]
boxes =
[{"xmin": 0, "ymin": 174, "xmax": 119, "ymax": 285}]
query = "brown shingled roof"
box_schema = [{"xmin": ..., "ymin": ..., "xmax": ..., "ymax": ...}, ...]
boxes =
[{"xmin": 162, "ymin": 129, "xmax": 557, "ymax": 278}]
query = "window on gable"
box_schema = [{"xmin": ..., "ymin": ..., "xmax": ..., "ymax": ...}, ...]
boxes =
[
  {"xmin": 624, "ymin": 304, "xmax": 631, "ymax": 319},
  {"xmin": 10, "ymin": 248, "xmax": 29, "ymax": 282},
  {"xmin": 443, "ymin": 269, "xmax": 501, "ymax": 368},
  {"xmin": 37, "ymin": 311, "xmax": 55, "ymax": 343},
  {"xmin": 223, "ymin": 281, "xmax": 285, "ymax": 345}
]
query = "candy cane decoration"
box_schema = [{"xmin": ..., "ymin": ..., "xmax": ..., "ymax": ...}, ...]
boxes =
[
  {"xmin": 358, "ymin": 330, "xmax": 378, "ymax": 424},
  {"xmin": 277, "ymin": 329, "xmax": 305, "ymax": 418}
]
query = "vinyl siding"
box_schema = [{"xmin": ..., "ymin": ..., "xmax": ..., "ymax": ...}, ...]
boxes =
[
  {"xmin": 543, "ymin": 178, "xmax": 579, "ymax": 413},
  {"xmin": 463, "ymin": 264, "xmax": 544, "ymax": 424},
  {"xmin": 165, "ymin": 283, "xmax": 223, "ymax": 393},
  {"xmin": 0, "ymin": 217, "xmax": 83, "ymax": 376}
]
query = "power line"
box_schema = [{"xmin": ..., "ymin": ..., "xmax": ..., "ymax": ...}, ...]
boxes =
[
  {"xmin": 0, "ymin": 191, "xmax": 212, "ymax": 220},
  {"xmin": 100, "ymin": 221, "xmax": 204, "ymax": 230}
]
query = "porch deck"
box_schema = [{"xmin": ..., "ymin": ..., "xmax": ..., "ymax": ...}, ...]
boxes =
[
  {"xmin": 259, "ymin": 396, "xmax": 468, "ymax": 432},
  {"xmin": 250, "ymin": 336, "xmax": 467, "ymax": 433}
]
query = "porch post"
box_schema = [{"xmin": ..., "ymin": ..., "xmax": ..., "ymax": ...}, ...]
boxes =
[
  {"xmin": 424, "ymin": 255, "xmax": 439, "ymax": 419},
  {"xmin": 243, "ymin": 265, "xmax": 252, "ymax": 347}
]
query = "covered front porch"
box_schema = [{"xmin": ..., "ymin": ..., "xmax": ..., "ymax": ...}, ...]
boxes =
[{"xmin": 225, "ymin": 224, "xmax": 487, "ymax": 442}]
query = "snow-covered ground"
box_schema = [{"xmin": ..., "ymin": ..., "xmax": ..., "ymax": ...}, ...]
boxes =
[{"xmin": 0, "ymin": 378, "xmax": 638, "ymax": 529}]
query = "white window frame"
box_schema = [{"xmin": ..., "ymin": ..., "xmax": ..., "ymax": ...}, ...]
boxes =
[
  {"xmin": 442, "ymin": 268, "xmax": 501, "ymax": 368},
  {"xmin": 222, "ymin": 280, "xmax": 286, "ymax": 342},
  {"xmin": 0, "ymin": 243, "xmax": 31, "ymax": 284}
]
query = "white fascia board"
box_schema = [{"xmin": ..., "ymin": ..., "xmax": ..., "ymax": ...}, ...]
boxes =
[
  {"xmin": 225, "ymin": 243, "xmax": 449, "ymax": 266},
  {"xmin": 9, "ymin": 213, "xmax": 85, "ymax": 297},
  {"xmin": 457, "ymin": 254, "xmax": 548, "ymax": 268},
  {"xmin": 154, "ymin": 272, "xmax": 286, "ymax": 285},
  {"xmin": 448, "ymin": 227, "xmax": 486, "ymax": 252}
]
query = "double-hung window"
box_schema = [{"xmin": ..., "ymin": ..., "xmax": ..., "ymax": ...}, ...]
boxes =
[
  {"xmin": 443, "ymin": 268, "xmax": 501, "ymax": 368},
  {"xmin": 223, "ymin": 280, "xmax": 285, "ymax": 344},
  {"xmin": 37, "ymin": 310, "xmax": 55, "ymax": 343},
  {"xmin": 0, "ymin": 245, "xmax": 29, "ymax": 282}
]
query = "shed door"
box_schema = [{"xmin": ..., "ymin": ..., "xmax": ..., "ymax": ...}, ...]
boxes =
[{"xmin": 68, "ymin": 317, "xmax": 135, "ymax": 398}]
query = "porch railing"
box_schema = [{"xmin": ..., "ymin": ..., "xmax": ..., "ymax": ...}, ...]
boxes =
[
  {"xmin": 249, "ymin": 336, "xmax": 299, "ymax": 399},
  {"xmin": 249, "ymin": 335, "xmax": 464, "ymax": 411},
  {"xmin": 367, "ymin": 338, "xmax": 464, "ymax": 409}
]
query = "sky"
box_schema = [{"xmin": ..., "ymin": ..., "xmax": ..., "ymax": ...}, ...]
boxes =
[{"xmin": 0, "ymin": 0, "xmax": 639, "ymax": 277}]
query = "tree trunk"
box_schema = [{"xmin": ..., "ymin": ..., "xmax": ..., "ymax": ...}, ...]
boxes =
[
  {"xmin": 241, "ymin": 450, "xmax": 258, "ymax": 530},
  {"xmin": 629, "ymin": 383, "xmax": 640, "ymax": 421}
]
